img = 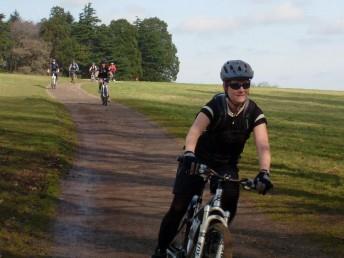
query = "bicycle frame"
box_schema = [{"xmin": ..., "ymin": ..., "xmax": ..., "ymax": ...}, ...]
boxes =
[
  {"xmin": 101, "ymin": 81, "xmax": 109, "ymax": 97},
  {"xmin": 186, "ymin": 192, "xmax": 230, "ymax": 257},
  {"xmin": 70, "ymin": 71, "xmax": 77, "ymax": 82},
  {"xmin": 167, "ymin": 166, "xmax": 253, "ymax": 258},
  {"xmin": 91, "ymin": 72, "xmax": 95, "ymax": 81},
  {"xmin": 51, "ymin": 73, "xmax": 57, "ymax": 88},
  {"xmin": 100, "ymin": 79, "xmax": 109, "ymax": 105}
]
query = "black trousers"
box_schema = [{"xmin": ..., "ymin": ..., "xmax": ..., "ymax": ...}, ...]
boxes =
[{"xmin": 156, "ymin": 167, "xmax": 240, "ymax": 251}]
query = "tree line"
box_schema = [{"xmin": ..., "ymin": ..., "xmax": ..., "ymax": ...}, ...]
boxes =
[{"xmin": 0, "ymin": 3, "xmax": 180, "ymax": 81}]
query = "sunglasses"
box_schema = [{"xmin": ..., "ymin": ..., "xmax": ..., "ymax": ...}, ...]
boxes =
[{"xmin": 225, "ymin": 81, "xmax": 251, "ymax": 90}]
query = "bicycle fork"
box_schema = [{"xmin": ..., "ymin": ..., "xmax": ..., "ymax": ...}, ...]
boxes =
[
  {"xmin": 193, "ymin": 188, "xmax": 230, "ymax": 258},
  {"xmin": 193, "ymin": 205, "xmax": 210, "ymax": 258}
]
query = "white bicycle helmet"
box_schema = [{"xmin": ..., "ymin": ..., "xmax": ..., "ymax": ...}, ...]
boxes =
[{"xmin": 220, "ymin": 60, "xmax": 254, "ymax": 81}]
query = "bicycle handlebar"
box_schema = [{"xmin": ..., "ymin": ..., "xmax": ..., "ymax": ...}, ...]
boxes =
[{"xmin": 197, "ymin": 164, "xmax": 256, "ymax": 190}]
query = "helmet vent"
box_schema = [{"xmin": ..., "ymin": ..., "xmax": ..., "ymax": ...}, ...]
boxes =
[{"xmin": 238, "ymin": 66, "xmax": 242, "ymax": 71}]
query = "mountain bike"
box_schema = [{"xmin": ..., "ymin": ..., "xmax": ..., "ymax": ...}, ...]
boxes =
[
  {"xmin": 100, "ymin": 78, "xmax": 110, "ymax": 106},
  {"xmin": 167, "ymin": 164, "xmax": 255, "ymax": 258},
  {"xmin": 70, "ymin": 71, "xmax": 77, "ymax": 83},
  {"xmin": 90, "ymin": 71, "xmax": 96, "ymax": 81},
  {"xmin": 51, "ymin": 72, "xmax": 57, "ymax": 89}
]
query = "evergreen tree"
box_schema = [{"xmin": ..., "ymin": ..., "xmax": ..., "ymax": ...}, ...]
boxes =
[
  {"xmin": 0, "ymin": 14, "xmax": 12, "ymax": 69},
  {"xmin": 137, "ymin": 17, "xmax": 179, "ymax": 81},
  {"xmin": 93, "ymin": 24, "xmax": 112, "ymax": 62},
  {"xmin": 55, "ymin": 37, "xmax": 89, "ymax": 75},
  {"xmin": 8, "ymin": 10, "xmax": 21, "ymax": 23},
  {"xmin": 39, "ymin": 6, "xmax": 74, "ymax": 58},
  {"xmin": 108, "ymin": 19, "xmax": 142, "ymax": 80},
  {"xmin": 72, "ymin": 2, "xmax": 100, "ymax": 73},
  {"xmin": 73, "ymin": 3, "xmax": 100, "ymax": 48}
]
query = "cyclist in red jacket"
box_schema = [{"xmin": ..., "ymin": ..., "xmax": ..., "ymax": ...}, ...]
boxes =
[{"xmin": 108, "ymin": 62, "xmax": 117, "ymax": 81}]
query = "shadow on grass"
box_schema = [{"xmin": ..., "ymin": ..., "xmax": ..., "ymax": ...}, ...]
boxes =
[
  {"xmin": 33, "ymin": 84, "xmax": 48, "ymax": 89},
  {"xmin": 240, "ymin": 159, "xmax": 344, "ymax": 215},
  {"xmin": 253, "ymin": 91, "xmax": 344, "ymax": 107},
  {"xmin": 0, "ymin": 96, "xmax": 75, "ymax": 256},
  {"xmin": 188, "ymin": 88, "xmax": 218, "ymax": 95}
]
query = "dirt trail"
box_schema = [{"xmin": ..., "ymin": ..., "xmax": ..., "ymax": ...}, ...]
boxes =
[{"xmin": 48, "ymin": 84, "xmax": 328, "ymax": 258}]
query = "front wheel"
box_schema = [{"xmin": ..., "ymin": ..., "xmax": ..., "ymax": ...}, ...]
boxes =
[
  {"xmin": 70, "ymin": 72, "xmax": 76, "ymax": 83},
  {"xmin": 201, "ymin": 223, "xmax": 232, "ymax": 258},
  {"xmin": 51, "ymin": 76, "xmax": 56, "ymax": 89}
]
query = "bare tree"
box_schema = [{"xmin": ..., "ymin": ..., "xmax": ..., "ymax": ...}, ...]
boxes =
[{"xmin": 9, "ymin": 21, "xmax": 50, "ymax": 73}]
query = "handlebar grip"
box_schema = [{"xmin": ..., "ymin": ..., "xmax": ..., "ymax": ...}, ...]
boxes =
[{"xmin": 241, "ymin": 179, "xmax": 255, "ymax": 190}]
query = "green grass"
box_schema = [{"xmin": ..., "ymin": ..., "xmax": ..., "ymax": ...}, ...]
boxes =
[
  {"xmin": 0, "ymin": 74, "xmax": 342, "ymax": 256},
  {"xmin": 0, "ymin": 73, "xmax": 76, "ymax": 257},
  {"xmin": 83, "ymin": 80, "xmax": 344, "ymax": 257}
]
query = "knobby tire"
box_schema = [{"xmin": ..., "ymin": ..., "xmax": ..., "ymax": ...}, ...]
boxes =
[
  {"xmin": 189, "ymin": 223, "xmax": 232, "ymax": 258},
  {"xmin": 202, "ymin": 223, "xmax": 232, "ymax": 258}
]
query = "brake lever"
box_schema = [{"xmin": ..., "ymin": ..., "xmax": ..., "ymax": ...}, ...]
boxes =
[{"xmin": 242, "ymin": 179, "xmax": 255, "ymax": 191}]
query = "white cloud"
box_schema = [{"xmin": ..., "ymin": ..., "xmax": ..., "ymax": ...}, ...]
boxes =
[
  {"xmin": 176, "ymin": 2, "xmax": 305, "ymax": 34},
  {"xmin": 177, "ymin": 16, "xmax": 242, "ymax": 33},
  {"xmin": 58, "ymin": 0, "xmax": 90, "ymax": 7},
  {"xmin": 255, "ymin": 2, "xmax": 304, "ymax": 24},
  {"xmin": 308, "ymin": 18, "xmax": 344, "ymax": 35}
]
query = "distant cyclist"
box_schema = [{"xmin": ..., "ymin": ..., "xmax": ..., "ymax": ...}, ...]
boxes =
[
  {"xmin": 89, "ymin": 62, "xmax": 98, "ymax": 81},
  {"xmin": 108, "ymin": 62, "xmax": 117, "ymax": 81},
  {"xmin": 97, "ymin": 60, "xmax": 109, "ymax": 92},
  {"xmin": 47, "ymin": 59, "xmax": 59, "ymax": 80},
  {"xmin": 69, "ymin": 60, "xmax": 79, "ymax": 83}
]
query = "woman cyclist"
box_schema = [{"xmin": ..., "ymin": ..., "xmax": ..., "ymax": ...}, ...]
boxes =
[
  {"xmin": 97, "ymin": 60, "xmax": 109, "ymax": 90},
  {"xmin": 152, "ymin": 60, "xmax": 273, "ymax": 258}
]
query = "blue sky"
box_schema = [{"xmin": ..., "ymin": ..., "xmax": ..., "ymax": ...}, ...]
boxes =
[{"xmin": 2, "ymin": 0, "xmax": 344, "ymax": 91}]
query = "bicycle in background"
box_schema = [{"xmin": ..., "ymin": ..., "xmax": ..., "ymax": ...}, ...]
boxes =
[
  {"xmin": 90, "ymin": 71, "xmax": 96, "ymax": 81},
  {"xmin": 51, "ymin": 72, "xmax": 57, "ymax": 89},
  {"xmin": 89, "ymin": 63, "xmax": 98, "ymax": 82},
  {"xmin": 47, "ymin": 68, "xmax": 58, "ymax": 89},
  {"xmin": 99, "ymin": 78, "xmax": 110, "ymax": 106},
  {"xmin": 47, "ymin": 59, "xmax": 59, "ymax": 89},
  {"xmin": 70, "ymin": 70, "xmax": 77, "ymax": 83},
  {"xmin": 69, "ymin": 61, "xmax": 79, "ymax": 83}
]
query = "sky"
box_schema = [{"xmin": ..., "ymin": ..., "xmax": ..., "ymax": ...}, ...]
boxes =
[{"xmin": 1, "ymin": 0, "xmax": 344, "ymax": 91}]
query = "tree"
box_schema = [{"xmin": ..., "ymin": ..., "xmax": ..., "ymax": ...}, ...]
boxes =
[
  {"xmin": 0, "ymin": 14, "xmax": 12, "ymax": 69},
  {"xmin": 39, "ymin": 6, "xmax": 74, "ymax": 58},
  {"xmin": 73, "ymin": 3, "xmax": 100, "ymax": 48},
  {"xmin": 136, "ymin": 17, "xmax": 179, "ymax": 81},
  {"xmin": 1, "ymin": 5, "xmax": 179, "ymax": 81},
  {"xmin": 107, "ymin": 19, "xmax": 142, "ymax": 80},
  {"xmin": 8, "ymin": 21, "xmax": 50, "ymax": 73},
  {"xmin": 71, "ymin": 3, "xmax": 100, "ymax": 73},
  {"xmin": 54, "ymin": 37, "xmax": 89, "ymax": 75},
  {"xmin": 8, "ymin": 10, "xmax": 21, "ymax": 23},
  {"xmin": 93, "ymin": 24, "xmax": 112, "ymax": 62}
]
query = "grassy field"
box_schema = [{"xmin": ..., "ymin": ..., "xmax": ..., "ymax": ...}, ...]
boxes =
[
  {"xmin": 0, "ymin": 74, "xmax": 343, "ymax": 256},
  {"xmin": 83, "ymin": 80, "xmax": 344, "ymax": 256},
  {"xmin": 0, "ymin": 73, "xmax": 76, "ymax": 257}
]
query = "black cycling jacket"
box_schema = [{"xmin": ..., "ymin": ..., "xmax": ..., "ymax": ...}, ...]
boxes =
[{"xmin": 195, "ymin": 93, "xmax": 267, "ymax": 168}]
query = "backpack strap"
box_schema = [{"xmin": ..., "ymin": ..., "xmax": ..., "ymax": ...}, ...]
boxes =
[
  {"xmin": 210, "ymin": 93, "xmax": 228, "ymax": 131},
  {"xmin": 242, "ymin": 98, "xmax": 252, "ymax": 130}
]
